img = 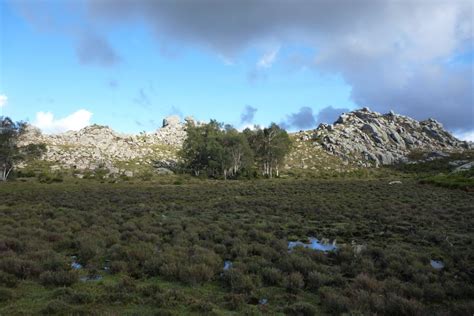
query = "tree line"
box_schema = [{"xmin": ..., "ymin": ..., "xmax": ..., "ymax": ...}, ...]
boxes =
[{"xmin": 179, "ymin": 120, "xmax": 291, "ymax": 179}]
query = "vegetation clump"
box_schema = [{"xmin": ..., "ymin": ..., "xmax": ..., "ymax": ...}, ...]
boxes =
[{"xmin": 180, "ymin": 120, "xmax": 290, "ymax": 179}]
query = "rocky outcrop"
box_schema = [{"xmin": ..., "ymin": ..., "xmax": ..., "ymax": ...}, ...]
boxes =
[
  {"xmin": 19, "ymin": 116, "xmax": 188, "ymax": 174},
  {"xmin": 306, "ymin": 108, "xmax": 470, "ymax": 167},
  {"xmin": 19, "ymin": 109, "xmax": 470, "ymax": 175}
]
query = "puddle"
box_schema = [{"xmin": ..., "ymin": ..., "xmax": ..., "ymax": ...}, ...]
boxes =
[
  {"xmin": 259, "ymin": 298, "xmax": 268, "ymax": 305},
  {"xmin": 71, "ymin": 256, "xmax": 83, "ymax": 270},
  {"xmin": 80, "ymin": 275, "xmax": 103, "ymax": 282},
  {"xmin": 223, "ymin": 261, "xmax": 233, "ymax": 271},
  {"xmin": 288, "ymin": 237, "xmax": 337, "ymax": 252},
  {"xmin": 103, "ymin": 260, "xmax": 111, "ymax": 272},
  {"xmin": 430, "ymin": 260, "xmax": 445, "ymax": 270}
]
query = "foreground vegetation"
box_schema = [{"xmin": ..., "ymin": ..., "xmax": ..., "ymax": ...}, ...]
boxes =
[{"xmin": 0, "ymin": 178, "xmax": 473, "ymax": 315}]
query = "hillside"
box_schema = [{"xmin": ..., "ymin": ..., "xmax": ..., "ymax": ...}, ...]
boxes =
[
  {"xmin": 305, "ymin": 108, "xmax": 470, "ymax": 167},
  {"xmin": 18, "ymin": 108, "xmax": 471, "ymax": 177}
]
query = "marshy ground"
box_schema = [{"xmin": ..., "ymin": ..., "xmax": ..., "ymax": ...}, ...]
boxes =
[{"xmin": 0, "ymin": 178, "xmax": 473, "ymax": 315}]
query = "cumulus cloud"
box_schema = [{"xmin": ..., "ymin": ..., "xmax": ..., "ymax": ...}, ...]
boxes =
[
  {"xmin": 455, "ymin": 130, "xmax": 474, "ymax": 142},
  {"xmin": 240, "ymin": 105, "xmax": 258, "ymax": 124},
  {"xmin": 13, "ymin": 0, "xmax": 474, "ymax": 130},
  {"xmin": 83, "ymin": 0, "xmax": 473, "ymax": 131},
  {"xmin": 33, "ymin": 109, "xmax": 93, "ymax": 134},
  {"xmin": 281, "ymin": 106, "xmax": 316, "ymax": 130},
  {"xmin": 0, "ymin": 95, "xmax": 7, "ymax": 108}
]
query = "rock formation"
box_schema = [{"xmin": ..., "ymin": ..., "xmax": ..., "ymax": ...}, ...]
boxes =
[
  {"xmin": 19, "ymin": 116, "xmax": 188, "ymax": 175},
  {"xmin": 18, "ymin": 109, "xmax": 471, "ymax": 175},
  {"xmin": 303, "ymin": 107, "xmax": 470, "ymax": 167}
]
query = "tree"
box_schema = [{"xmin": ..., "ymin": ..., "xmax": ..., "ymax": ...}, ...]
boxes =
[
  {"xmin": 245, "ymin": 123, "xmax": 291, "ymax": 178},
  {"xmin": 180, "ymin": 121, "xmax": 254, "ymax": 179},
  {"xmin": 0, "ymin": 117, "xmax": 45, "ymax": 181},
  {"xmin": 221, "ymin": 126, "xmax": 253, "ymax": 179},
  {"xmin": 180, "ymin": 120, "xmax": 224, "ymax": 177}
]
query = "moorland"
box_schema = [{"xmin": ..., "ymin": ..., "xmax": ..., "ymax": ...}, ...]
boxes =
[{"xmin": 0, "ymin": 170, "xmax": 473, "ymax": 315}]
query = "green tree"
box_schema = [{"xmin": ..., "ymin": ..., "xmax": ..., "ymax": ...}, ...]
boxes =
[
  {"xmin": 0, "ymin": 117, "xmax": 46, "ymax": 181},
  {"xmin": 180, "ymin": 120, "xmax": 224, "ymax": 177},
  {"xmin": 244, "ymin": 123, "xmax": 291, "ymax": 178},
  {"xmin": 221, "ymin": 126, "xmax": 254, "ymax": 179},
  {"xmin": 180, "ymin": 121, "xmax": 254, "ymax": 179}
]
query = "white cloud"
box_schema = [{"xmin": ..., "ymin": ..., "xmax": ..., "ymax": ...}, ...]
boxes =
[
  {"xmin": 455, "ymin": 130, "xmax": 474, "ymax": 142},
  {"xmin": 33, "ymin": 109, "xmax": 93, "ymax": 134},
  {"xmin": 0, "ymin": 95, "xmax": 7, "ymax": 108},
  {"xmin": 257, "ymin": 47, "xmax": 279, "ymax": 68}
]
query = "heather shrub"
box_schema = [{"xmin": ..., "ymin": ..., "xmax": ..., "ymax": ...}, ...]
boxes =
[
  {"xmin": 40, "ymin": 300, "xmax": 73, "ymax": 315},
  {"xmin": 221, "ymin": 270, "xmax": 255, "ymax": 294},
  {"xmin": 0, "ymin": 257, "xmax": 41, "ymax": 279},
  {"xmin": 39, "ymin": 271, "xmax": 77, "ymax": 287},
  {"xmin": 0, "ymin": 287, "xmax": 13, "ymax": 302},
  {"xmin": 319, "ymin": 286, "xmax": 350, "ymax": 314},
  {"xmin": 285, "ymin": 272, "xmax": 305, "ymax": 293},
  {"xmin": 0, "ymin": 271, "xmax": 18, "ymax": 287},
  {"xmin": 261, "ymin": 267, "xmax": 283, "ymax": 286},
  {"xmin": 283, "ymin": 302, "xmax": 317, "ymax": 316}
]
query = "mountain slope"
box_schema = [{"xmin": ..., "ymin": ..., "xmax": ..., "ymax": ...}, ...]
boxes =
[{"xmin": 305, "ymin": 108, "xmax": 470, "ymax": 167}]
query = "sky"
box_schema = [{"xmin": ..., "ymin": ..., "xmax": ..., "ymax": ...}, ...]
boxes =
[{"xmin": 0, "ymin": 0, "xmax": 473, "ymax": 140}]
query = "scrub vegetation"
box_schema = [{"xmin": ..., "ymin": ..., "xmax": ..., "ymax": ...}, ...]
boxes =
[{"xmin": 0, "ymin": 177, "xmax": 472, "ymax": 315}]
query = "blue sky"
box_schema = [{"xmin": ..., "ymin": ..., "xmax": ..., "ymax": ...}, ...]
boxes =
[{"xmin": 0, "ymin": 0, "xmax": 472, "ymax": 139}]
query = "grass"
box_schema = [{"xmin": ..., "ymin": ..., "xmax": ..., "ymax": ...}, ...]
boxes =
[{"xmin": 0, "ymin": 177, "xmax": 473, "ymax": 315}]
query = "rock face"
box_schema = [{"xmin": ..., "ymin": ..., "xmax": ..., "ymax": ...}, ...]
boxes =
[
  {"xmin": 309, "ymin": 108, "xmax": 470, "ymax": 167},
  {"xmin": 19, "ymin": 116, "xmax": 187, "ymax": 174},
  {"xmin": 18, "ymin": 109, "xmax": 471, "ymax": 175}
]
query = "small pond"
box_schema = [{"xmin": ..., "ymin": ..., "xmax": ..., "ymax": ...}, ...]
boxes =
[
  {"xmin": 71, "ymin": 256, "xmax": 83, "ymax": 270},
  {"xmin": 430, "ymin": 260, "xmax": 445, "ymax": 270},
  {"xmin": 288, "ymin": 237, "xmax": 337, "ymax": 252},
  {"xmin": 223, "ymin": 261, "xmax": 233, "ymax": 271}
]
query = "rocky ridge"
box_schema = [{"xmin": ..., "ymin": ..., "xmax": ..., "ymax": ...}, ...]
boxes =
[
  {"xmin": 19, "ymin": 115, "xmax": 194, "ymax": 175},
  {"xmin": 295, "ymin": 107, "xmax": 471, "ymax": 167},
  {"xmin": 18, "ymin": 109, "xmax": 471, "ymax": 176}
]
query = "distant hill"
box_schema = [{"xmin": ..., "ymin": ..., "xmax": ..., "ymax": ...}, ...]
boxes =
[
  {"xmin": 294, "ymin": 107, "xmax": 470, "ymax": 167},
  {"xmin": 18, "ymin": 109, "xmax": 471, "ymax": 177}
]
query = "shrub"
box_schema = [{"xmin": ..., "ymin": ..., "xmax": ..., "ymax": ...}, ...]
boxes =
[
  {"xmin": 352, "ymin": 273, "xmax": 382, "ymax": 293},
  {"xmin": 383, "ymin": 293, "xmax": 425, "ymax": 316},
  {"xmin": 261, "ymin": 267, "xmax": 283, "ymax": 286},
  {"xmin": 37, "ymin": 172, "xmax": 63, "ymax": 184},
  {"xmin": 222, "ymin": 270, "xmax": 255, "ymax": 294},
  {"xmin": 179, "ymin": 263, "xmax": 215, "ymax": 285},
  {"xmin": 39, "ymin": 271, "xmax": 77, "ymax": 287},
  {"xmin": 40, "ymin": 300, "xmax": 74, "ymax": 315},
  {"xmin": 319, "ymin": 286, "xmax": 350, "ymax": 314},
  {"xmin": 285, "ymin": 272, "xmax": 305, "ymax": 293},
  {"xmin": 109, "ymin": 260, "xmax": 128, "ymax": 274},
  {"xmin": 0, "ymin": 271, "xmax": 18, "ymax": 287},
  {"xmin": 0, "ymin": 257, "xmax": 41, "ymax": 279},
  {"xmin": 284, "ymin": 302, "xmax": 317, "ymax": 316},
  {"xmin": 306, "ymin": 271, "xmax": 332, "ymax": 291},
  {"xmin": 53, "ymin": 288, "xmax": 94, "ymax": 304},
  {"xmin": 423, "ymin": 283, "xmax": 446, "ymax": 303},
  {"xmin": 223, "ymin": 293, "xmax": 246, "ymax": 311},
  {"xmin": 0, "ymin": 287, "xmax": 13, "ymax": 302},
  {"xmin": 190, "ymin": 300, "xmax": 214, "ymax": 313}
]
